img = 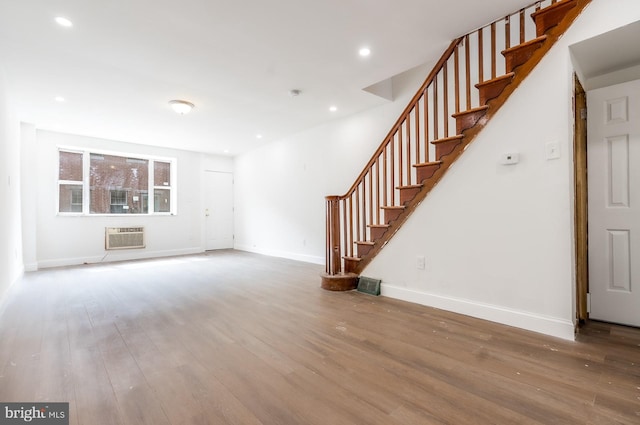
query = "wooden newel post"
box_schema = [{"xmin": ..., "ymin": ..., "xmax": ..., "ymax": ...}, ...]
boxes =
[
  {"xmin": 322, "ymin": 196, "xmax": 357, "ymax": 290},
  {"xmin": 325, "ymin": 196, "xmax": 341, "ymax": 276}
]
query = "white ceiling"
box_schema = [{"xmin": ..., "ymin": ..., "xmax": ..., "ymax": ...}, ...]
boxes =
[
  {"xmin": 570, "ymin": 20, "xmax": 640, "ymax": 90},
  {"xmin": 0, "ymin": 0, "xmax": 528, "ymax": 156}
]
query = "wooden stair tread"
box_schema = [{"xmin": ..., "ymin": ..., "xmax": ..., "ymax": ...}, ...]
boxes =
[
  {"xmin": 414, "ymin": 160, "xmax": 443, "ymax": 168},
  {"xmin": 355, "ymin": 241, "xmax": 375, "ymax": 246},
  {"xmin": 502, "ymin": 35, "xmax": 549, "ymax": 73},
  {"xmin": 451, "ymin": 105, "xmax": 489, "ymax": 118},
  {"xmin": 531, "ymin": 0, "xmax": 577, "ymax": 37},
  {"xmin": 475, "ymin": 72, "xmax": 516, "ymax": 105},
  {"xmin": 501, "ymin": 35, "xmax": 548, "ymax": 55},
  {"xmin": 531, "ymin": 0, "xmax": 576, "ymax": 18},
  {"xmin": 397, "ymin": 184, "xmax": 423, "ymax": 190},
  {"xmin": 431, "ymin": 135, "xmax": 464, "ymax": 144},
  {"xmin": 432, "ymin": 134, "xmax": 466, "ymax": 159},
  {"xmin": 367, "ymin": 223, "xmax": 390, "ymax": 243},
  {"xmin": 381, "ymin": 205, "xmax": 406, "ymax": 224},
  {"xmin": 397, "ymin": 184, "xmax": 423, "ymax": 204},
  {"xmin": 475, "ymin": 72, "xmax": 516, "ymax": 88},
  {"xmin": 343, "ymin": 256, "xmax": 362, "ymax": 273},
  {"xmin": 414, "ymin": 160, "xmax": 444, "ymax": 183}
]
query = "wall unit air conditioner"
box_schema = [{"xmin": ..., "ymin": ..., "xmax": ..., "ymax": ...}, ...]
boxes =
[{"xmin": 105, "ymin": 227, "xmax": 145, "ymax": 250}]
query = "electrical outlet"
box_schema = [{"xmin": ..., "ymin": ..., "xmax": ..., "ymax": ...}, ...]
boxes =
[{"xmin": 416, "ymin": 256, "xmax": 425, "ymax": 270}]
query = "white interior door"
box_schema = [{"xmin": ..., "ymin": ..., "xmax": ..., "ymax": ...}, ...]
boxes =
[
  {"xmin": 587, "ymin": 79, "xmax": 640, "ymax": 327},
  {"xmin": 204, "ymin": 171, "xmax": 234, "ymax": 250}
]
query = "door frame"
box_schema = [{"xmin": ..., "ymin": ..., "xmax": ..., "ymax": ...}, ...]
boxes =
[{"xmin": 574, "ymin": 74, "xmax": 589, "ymax": 323}]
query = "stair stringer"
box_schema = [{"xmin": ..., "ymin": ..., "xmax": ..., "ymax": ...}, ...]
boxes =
[
  {"xmin": 349, "ymin": 0, "xmax": 592, "ymax": 276},
  {"xmin": 360, "ymin": 0, "xmax": 618, "ymax": 341}
]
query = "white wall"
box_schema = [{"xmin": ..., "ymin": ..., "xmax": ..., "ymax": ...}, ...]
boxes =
[
  {"xmin": 21, "ymin": 123, "xmax": 37, "ymax": 271},
  {"xmin": 0, "ymin": 68, "xmax": 23, "ymax": 301},
  {"xmin": 29, "ymin": 130, "xmax": 232, "ymax": 268},
  {"xmin": 234, "ymin": 64, "xmax": 431, "ymax": 264},
  {"xmin": 364, "ymin": 0, "xmax": 640, "ymax": 340}
]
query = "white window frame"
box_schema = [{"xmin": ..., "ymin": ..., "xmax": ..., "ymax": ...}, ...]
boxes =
[
  {"xmin": 57, "ymin": 146, "xmax": 177, "ymax": 216},
  {"xmin": 57, "ymin": 148, "xmax": 85, "ymax": 215}
]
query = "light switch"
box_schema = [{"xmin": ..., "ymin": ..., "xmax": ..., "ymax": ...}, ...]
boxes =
[{"xmin": 546, "ymin": 142, "xmax": 560, "ymax": 160}]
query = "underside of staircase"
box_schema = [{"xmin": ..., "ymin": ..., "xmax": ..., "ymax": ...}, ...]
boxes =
[{"xmin": 322, "ymin": 0, "xmax": 591, "ymax": 291}]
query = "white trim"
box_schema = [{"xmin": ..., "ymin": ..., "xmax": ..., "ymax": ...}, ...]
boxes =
[
  {"xmin": 37, "ymin": 247, "xmax": 203, "ymax": 269},
  {"xmin": 57, "ymin": 144, "xmax": 175, "ymax": 163},
  {"xmin": 234, "ymin": 244, "xmax": 324, "ymax": 265},
  {"xmin": 381, "ymin": 285, "xmax": 576, "ymax": 341},
  {"xmin": 24, "ymin": 262, "xmax": 38, "ymax": 272}
]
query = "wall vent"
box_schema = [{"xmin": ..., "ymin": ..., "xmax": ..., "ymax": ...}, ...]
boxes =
[
  {"xmin": 357, "ymin": 276, "xmax": 381, "ymax": 296},
  {"xmin": 105, "ymin": 227, "xmax": 145, "ymax": 250}
]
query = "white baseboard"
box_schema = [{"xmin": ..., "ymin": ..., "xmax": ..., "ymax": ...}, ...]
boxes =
[
  {"xmin": 24, "ymin": 262, "xmax": 38, "ymax": 272},
  {"xmin": 382, "ymin": 284, "xmax": 575, "ymax": 341},
  {"xmin": 234, "ymin": 244, "xmax": 324, "ymax": 265},
  {"xmin": 37, "ymin": 247, "xmax": 204, "ymax": 269}
]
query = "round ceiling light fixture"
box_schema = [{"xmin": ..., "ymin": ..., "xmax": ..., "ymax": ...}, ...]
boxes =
[
  {"xmin": 359, "ymin": 47, "xmax": 371, "ymax": 57},
  {"xmin": 169, "ymin": 100, "xmax": 195, "ymax": 115}
]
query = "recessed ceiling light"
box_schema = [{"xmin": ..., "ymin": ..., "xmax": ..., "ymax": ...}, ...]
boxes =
[
  {"xmin": 256, "ymin": 134, "xmax": 263, "ymax": 139},
  {"xmin": 55, "ymin": 17, "xmax": 73, "ymax": 27},
  {"xmin": 359, "ymin": 47, "xmax": 371, "ymax": 57},
  {"xmin": 54, "ymin": 96, "xmax": 65, "ymax": 102},
  {"xmin": 329, "ymin": 106, "xmax": 337, "ymax": 112},
  {"xmin": 224, "ymin": 149, "xmax": 230, "ymax": 154}
]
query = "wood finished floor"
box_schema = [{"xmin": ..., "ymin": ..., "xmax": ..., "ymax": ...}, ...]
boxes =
[{"xmin": 0, "ymin": 250, "xmax": 638, "ymax": 425}]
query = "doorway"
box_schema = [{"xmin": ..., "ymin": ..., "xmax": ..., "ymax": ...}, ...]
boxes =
[
  {"xmin": 571, "ymin": 21, "xmax": 640, "ymax": 327},
  {"xmin": 204, "ymin": 171, "xmax": 234, "ymax": 250},
  {"xmin": 585, "ymin": 78, "xmax": 640, "ymax": 327}
]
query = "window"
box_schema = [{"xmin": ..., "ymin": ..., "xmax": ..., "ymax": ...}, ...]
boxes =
[
  {"xmin": 70, "ymin": 187, "xmax": 83, "ymax": 212},
  {"xmin": 110, "ymin": 190, "xmax": 128, "ymax": 213},
  {"xmin": 58, "ymin": 151, "xmax": 83, "ymax": 213},
  {"xmin": 89, "ymin": 153, "xmax": 150, "ymax": 214},
  {"xmin": 154, "ymin": 161, "xmax": 172, "ymax": 213},
  {"xmin": 58, "ymin": 148, "xmax": 176, "ymax": 215}
]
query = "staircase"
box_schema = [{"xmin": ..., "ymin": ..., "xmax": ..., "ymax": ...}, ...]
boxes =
[{"xmin": 322, "ymin": 0, "xmax": 591, "ymax": 290}]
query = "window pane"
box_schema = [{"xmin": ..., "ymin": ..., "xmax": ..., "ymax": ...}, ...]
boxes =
[
  {"xmin": 59, "ymin": 151, "xmax": 83, "ymax": 181},
  {"xmin": 154, "ymin": 189, "xmax": 171, "ymax": 213},
  {"xmin": 154, "ymin": 161, "xmax": 171, "ymax": 187},
  {"xmin": 90, "ymin": 153, "xmax": 149, "ymax": 214},
  {"xmin": 59, "ymin": 184, "xmax": 83, "ymax": 213},
  {"xmin": 110, "ymin": 189, "xmax": 127, "ymax": 213}
]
